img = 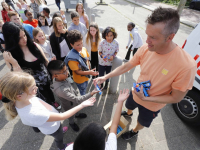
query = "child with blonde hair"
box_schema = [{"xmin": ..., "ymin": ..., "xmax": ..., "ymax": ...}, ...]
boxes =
[
  {"xmin": 50, "ymin": 17, "xmax": 72, "ymax": 61},
  {"xmin": 0, "ymin": 71, "xmax": 96, "ymax": 150},
  {"xmin": 33, "ymin": 28, "xmax": 56, "ymax": 61}
]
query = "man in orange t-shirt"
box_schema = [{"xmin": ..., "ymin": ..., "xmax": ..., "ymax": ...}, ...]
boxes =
[
  {"xmin": 23, "ymin": 10, "xmax": 38, "ymax": 28},
  {"xmin": 94, "ymin": 7, "xmax": 197, "ymax": 140}
]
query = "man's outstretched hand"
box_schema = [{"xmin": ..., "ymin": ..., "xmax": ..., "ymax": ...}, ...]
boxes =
[{"xmin": 93, "ymin": 76, "xmax": 107, "ymax": 87}]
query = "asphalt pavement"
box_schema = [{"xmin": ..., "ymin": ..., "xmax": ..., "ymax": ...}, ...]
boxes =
[{"xmin": 0, "ymin": 0, "xmax": 200, "ymax": 150}]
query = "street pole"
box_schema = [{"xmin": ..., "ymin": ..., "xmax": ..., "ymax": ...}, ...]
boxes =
[
  {"xmin": 177, "ymin": 0, "xmax": 187, "ymax": 15},
  {"xmin": 96, "ymin": 0, "xmax": 108, "ymax": 5}
]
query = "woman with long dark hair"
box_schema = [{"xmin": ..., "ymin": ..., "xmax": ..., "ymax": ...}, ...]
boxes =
[{"xmin": 2, "ymin": 22, "xmax": 61, "ymax": 109}]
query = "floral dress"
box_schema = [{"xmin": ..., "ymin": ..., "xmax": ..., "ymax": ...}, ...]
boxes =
[{"xmin": 98, "ymin": 39, "xmax": 119, "ymax": 66}]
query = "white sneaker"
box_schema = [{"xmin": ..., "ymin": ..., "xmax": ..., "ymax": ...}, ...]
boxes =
[
  {"xmin": 67, "ymin": 77, "xmax": 74, "ymax": 83},
  {"xmin": 123, "ymin": 59, "xmax": 129, "ymax": 62}
]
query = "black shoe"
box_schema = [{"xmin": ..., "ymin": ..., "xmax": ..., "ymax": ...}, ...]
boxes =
[
  {"xmin": 75, "ymin": 113, "xmax": 87, "ymax": 118},
  {"xmin": 121, "ymin": 111, "xmax": 133, "ymax": 117},
  {"xmin": 104, "ymin": 82, "xmax": 109, "ymax": 89},
  {"xmin": 69, "ymin": 123, "xmax": 79, "ymax": 132},
  {"xmin": 121, "ymin": 130, "xmax": 138, "ymax": 140}
]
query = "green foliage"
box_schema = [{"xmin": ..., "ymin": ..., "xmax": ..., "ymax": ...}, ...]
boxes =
[{"xmin": 155, "ymin": 0, "xmax": 192, "ymax": 6}]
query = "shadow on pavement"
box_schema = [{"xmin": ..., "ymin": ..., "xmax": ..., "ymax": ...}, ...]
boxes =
[
  {"xmin": 1, "ymin": 120, "xmax": 45, "ymax": 150},
  {"xmin": 0, "ymin": 103, "xmax": 8, "ymax": 130}
]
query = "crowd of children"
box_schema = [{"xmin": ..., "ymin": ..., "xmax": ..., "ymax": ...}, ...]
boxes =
[{"xmin": 0, "ymin": 1, "xmax": 143, "ymax": 150}]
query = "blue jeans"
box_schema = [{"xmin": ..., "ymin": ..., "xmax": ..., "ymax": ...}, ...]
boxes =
[
  {"xmin": 56, "ymin": 2, "xmax": 61, "ymax": 10},
  {"xmin": 76, "ymin": 81, "xmax": 88, "ymax": 95}
]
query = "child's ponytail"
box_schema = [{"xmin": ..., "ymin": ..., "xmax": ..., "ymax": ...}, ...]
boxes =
[{"xmin": 3, "ymin": 101, "xmax": 18, "ymax": 120}]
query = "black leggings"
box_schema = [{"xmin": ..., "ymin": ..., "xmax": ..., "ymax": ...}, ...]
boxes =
[
  {"xmin": 125, "ymin": 45, "xmax": 138, "ymax": 60},
  {"xmin": 91, "ymin": 51, "xmax": 99, "ymax": 71},
  {"xmin": 98, "ymin": 65, "xmax": 112, "ymax": 82}
]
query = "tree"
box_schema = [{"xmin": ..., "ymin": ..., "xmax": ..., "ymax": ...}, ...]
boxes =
[{"xmin": 177, "ymin": 0, "xmax": 187, "ymax": 15}]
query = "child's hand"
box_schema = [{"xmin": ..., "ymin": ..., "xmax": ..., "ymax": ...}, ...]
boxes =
[
  {"xmin": 118, "ymin": 89, "xmax": 130, "ymax": 103},
  {"xmin": 108, "ymin": 56, "xmax": 114, "ymax": 61},
  {"xmin": 51, "ymin": 56, "xmax": 56, "ymax": 60},
  {"xmin": 102, "ymin": 55, "xmax": 107, "ymax": 61},
  {"xmin": 81, "ymin": 97, "xmax": 96, "ymax": 107},
  {"xmin": 58, "ymin": 28, "xmax": 67, "ymax": 34},
  {"xmin": 90, "ymin": 68, "xmax": 99, "ymax": 76},
  {"xmin": 133, "ymin": 86, "xmax": 146, "ymax": 101},
  {"xmin": 91, "ymin": 86, "xmax": 103, "ymax": 95},
  {"xmin": 3, "ymin": 51, "xmax": 18, "ymax": 65},
  {"xmin": 126, "ymin": 46, "xmax": 128, "ymax": 49}
]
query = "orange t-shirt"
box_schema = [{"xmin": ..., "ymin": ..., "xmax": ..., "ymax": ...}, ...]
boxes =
[
  {"xmin": 23, "ymin": 19, "xmax": 38, "ymax": 28},
  {"xmin": 129, "ymin": 44, "xmax": 197, "ymax": 112},
  {"xmin": 68, "ymin": 47, "xmax": 90, "ymax": 84},
  {"xmin": 91, "ymin": 42, "xmax": 98, "ymax": 52}
]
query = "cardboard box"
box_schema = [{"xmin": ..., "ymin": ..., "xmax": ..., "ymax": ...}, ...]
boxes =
[{"xmin": 104, "ymin": 116, "xmax": 129, "ymax": 138}]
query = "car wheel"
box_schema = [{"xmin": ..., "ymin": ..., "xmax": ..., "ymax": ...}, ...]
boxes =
[
  {"xmin": 189, "ymin": 3, "xmax": 195, "ymax": 9},
  {"xmin": 173, "ymin": 89, "xmax": 200, "ymax": 126}
]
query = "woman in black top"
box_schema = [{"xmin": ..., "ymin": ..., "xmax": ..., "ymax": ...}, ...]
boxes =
[
  {"xmin": 2, "ymin": 22, "xmax": 61, "ymax": 109},
  {"xmin": 50, "ymin": 16, "xmax": 72, "ymax": 61}
]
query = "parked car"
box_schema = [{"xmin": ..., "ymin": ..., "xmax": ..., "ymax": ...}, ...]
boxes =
[
  {"xmin": 173, "ymin": 22, "xmax": 200, "ymax": 126},
  {"xmin": 189, "ymin": 0, "xmax": 200, "ymax": 10}
]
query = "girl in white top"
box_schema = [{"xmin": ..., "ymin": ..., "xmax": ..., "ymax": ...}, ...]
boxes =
[
  {"xmin": 0, "ymin": 71, "xmax": 96, "ymax": 150},
  {"xmin": 66, "ymin": 89, "xmax": 130, "ymax": 150},
  {"xmin": 33, "ymin": 28, "xmax": 56, "ymax": 61},
  {"xmin": 98, "ymin": 27, "xmax": 119, "ymax": 89},
  {"xmin": 76, "ymin": 3, "xmax": 89, "ymax": 29},
  {"xmin": 37, "ymin": 13, "xmax": 51, "ymax": 39}
]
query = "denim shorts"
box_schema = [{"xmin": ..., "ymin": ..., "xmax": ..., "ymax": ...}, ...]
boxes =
[{"xmin": 125, "ymin": 92, "xmax": 160, "ymax": 127}]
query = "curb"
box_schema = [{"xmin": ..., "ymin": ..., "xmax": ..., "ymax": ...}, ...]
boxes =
[{"xmin": 125, "ymin": 0, "xmax": 196, "ymax": 28}]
